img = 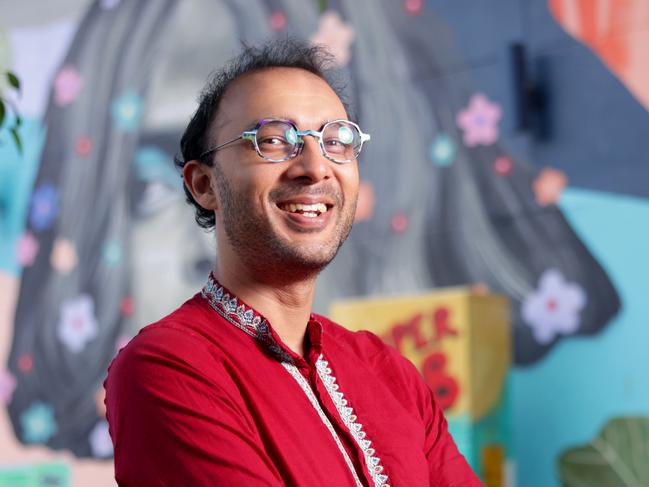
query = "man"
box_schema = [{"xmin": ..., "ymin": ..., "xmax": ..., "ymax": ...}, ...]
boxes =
[{"xmin": 104, "ymin": 39, "xmax": 482, "ymax": 486}]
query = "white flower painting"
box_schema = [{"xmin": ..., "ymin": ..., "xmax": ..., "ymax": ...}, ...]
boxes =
[
  {"xmin": 57, "ymin": 294, "xmax": 99, "ymax": 353},
  {"xmin": 89, "ymin": 420, "xmax": 113, "ymax": 458},
  {"xmin": 522, "ymin": 269, "xmax": 587, "ymax": 344}
]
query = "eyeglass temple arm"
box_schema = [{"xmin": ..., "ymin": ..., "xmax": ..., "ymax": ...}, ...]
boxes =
[{"xmin": 200, "ymin": 131, "xmax": 256, "ymax": 159}]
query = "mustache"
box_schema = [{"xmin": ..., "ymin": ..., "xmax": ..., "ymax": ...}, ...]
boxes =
[{"xmin": 269, "ymin": 184, "xmax": 343, "ymax": 206}]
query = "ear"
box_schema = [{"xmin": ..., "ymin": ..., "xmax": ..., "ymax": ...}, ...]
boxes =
[{"xmin": 183, "ymin": 160, "xmax": 219, "ymax": 211}]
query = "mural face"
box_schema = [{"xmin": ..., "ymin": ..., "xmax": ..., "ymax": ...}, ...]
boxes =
[{"xmin": 2, "ymin": 0, "xmax": 645, "ymax": 485}]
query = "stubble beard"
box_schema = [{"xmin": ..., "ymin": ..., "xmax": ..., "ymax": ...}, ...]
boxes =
[{"xmin": 213, "ymin": 166, "xmax": 355, "ymax": 280}]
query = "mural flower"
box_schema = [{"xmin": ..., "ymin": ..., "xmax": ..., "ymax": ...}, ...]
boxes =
[
  {"xmin": 17, "ymin": 353, "xmax": 33, "ymax": 373},
  {"xmin": 75, "ymin": 136, "xmax": 93, "ymax": 157},
  {"xmin": 111, "ymin": 90, "xmax": 144, "ymax": 131},
  {"xmin": 269, "ymin": 11, "xmax": 287, "ymax": 31},
  {"xmin": 429, "ymin": 133, "xmax": 457, "ymax": 166},
  {"xmin": 493, "ymin": 156, "xmax": 513, "ymax": 176},
  {"xmin": 102, "ymin": 239, "xmax": 123, "ymax": 267},
  {"xmin": 310, "ymin": 11, "xmax": 355, "ymax": 67},
  {"xmin": 0, "ymin": 370, "xmax": 17, "ymax": 405},
  {"xmin": 134, "ymin": 145, "xmax": 178, "ymax": 187},
  {"xmin": 89, "ymin": 420, "xmax": 113, "ymax": 458},
  {"xmin": 354, "ymin": 181, "xmax": 375, "ymax": 222},
  {"xmin": 422, "ymin": 352, "xmax": 447, "ymax": 374},
  {"xmin": 20, "ymin": 402, "xmax": 58, "ymax": 444},
  {"xmin": 533, "ymin": 167, "xmax": 567, "ymax": 206},
  {"xmin": 420, "ymin": 332, "xmax": 458, "ymax": 412},
  {"xmin": 50, "ymin": 238, "xmax": 78, "ymax": 274},
  {"xmin": 522, "ymin": 269, "xmax": 587, "ymax": 344},
  {"xmin": 456, "ymin": 93, "xmax": 502, "ymax": 147},
  {"xmin": 427, "ymin": 374, "xmax": 459, "ymax": 411},
  {"xmin": 53, "ymin": 66, "xmax": 83, "ymax": 106},
  {"xmin": 29, "ymin": 183, "xmax": 59, "ymax": 231},
  {"xmin": 57, "ymin": 294, "xmax": 99, "ymax": 353},
  {"xmin": 120, "ymin": 296, "xmax": 135, "ymax": 316},
  {"xmin": 391, "ymin": 212, "xmax": 409, "ymax": 233},
  {"xmin": 16, "ymin": 232, "xmax": 39, "ymax": 267},
  {"xmin": 403, "ymin": 0, "xmax": 424, "ymax": 15}
]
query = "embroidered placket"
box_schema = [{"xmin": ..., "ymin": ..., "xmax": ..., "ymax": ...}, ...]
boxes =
[
  {"xmin": 201, "ymin": 275, "xmax": 389, "ymax": 486},
  {"xmin": 282, "ymin": 362, "xmax": 364, "ymax": 487},
  {"xmin": 201, "ymin": 276, "xmax": 294, "ymax": 363},
  {"xmin": 316, "ymin": 355, "xmax": 390, "ymax": 487}
]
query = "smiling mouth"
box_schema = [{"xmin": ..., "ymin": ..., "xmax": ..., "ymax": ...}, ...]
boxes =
[{"xmin": 277, "ymin": 202, "xmax": 331, "ymax": 218}]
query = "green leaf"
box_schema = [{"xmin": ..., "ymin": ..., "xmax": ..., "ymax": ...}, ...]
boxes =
[
  {"xmin": 558, "ymin": 417, "xmax": 649, "ymax": 487},
  {"xmin": 0, "ymin": 100, "xmax": 5, "ymax": 127},
  {"xmin": 10, "ymin": 127, "xmax": 22, "ymax": 154},
  {"xmin": 7, "ymin": 71, "xmax": 20, "ymax": 91},
  {"xmin": 318, "ymin": 0, "xmax": 328, "ymax": 13}
]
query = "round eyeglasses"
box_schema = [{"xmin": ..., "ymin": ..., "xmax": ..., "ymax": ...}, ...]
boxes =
[{"xmin": 199, "ymin": 118, "xmax": 371, "ymax": 164}]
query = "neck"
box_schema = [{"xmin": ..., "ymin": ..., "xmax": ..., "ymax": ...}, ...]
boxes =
[{"xmin": 213, "ymin": 250, "xmax": 318, "ymax": 358}]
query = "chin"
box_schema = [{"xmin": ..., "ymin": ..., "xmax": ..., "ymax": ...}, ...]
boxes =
[{"xmin": 274, "ymin": 240, "xmax": 340, "ymax": 273}]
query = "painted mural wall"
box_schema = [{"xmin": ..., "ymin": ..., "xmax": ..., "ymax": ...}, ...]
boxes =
[{"xmin": 0, "ymin": 0, "xmax": 647, "ymax": 486}]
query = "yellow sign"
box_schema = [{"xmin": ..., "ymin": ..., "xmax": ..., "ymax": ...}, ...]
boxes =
[{"xmin": 331, "ymin": 288, "xmax": 510, "ymax": 421}]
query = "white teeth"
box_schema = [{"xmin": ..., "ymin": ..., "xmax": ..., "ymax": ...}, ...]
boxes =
[{"xmin": 281, "ymin": 203, "xmax": 328, "ymax": 214}]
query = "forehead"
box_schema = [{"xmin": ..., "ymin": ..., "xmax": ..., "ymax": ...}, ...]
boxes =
[{"xmin": 217, "ymin": 67, "xmax": 348, "ymax": 130}]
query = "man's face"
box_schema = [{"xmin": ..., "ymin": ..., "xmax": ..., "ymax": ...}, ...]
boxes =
[{"xmin": 209, "ymin": 67, "xmax": 359, "ymax": 275}]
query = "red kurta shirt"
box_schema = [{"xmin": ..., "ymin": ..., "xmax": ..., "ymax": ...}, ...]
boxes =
[{"xmin": 104, "ymin": 275, "xmax": 482, "ymax": 486}]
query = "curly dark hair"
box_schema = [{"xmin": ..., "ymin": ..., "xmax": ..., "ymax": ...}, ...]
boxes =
[{"xmin": 175, "ymin": 38, "xmax": 352, "ymax": 230}]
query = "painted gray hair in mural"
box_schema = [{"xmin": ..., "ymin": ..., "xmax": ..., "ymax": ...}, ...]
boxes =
[
  {"xmin": 8, "ymin": 0, "xmax": 178, "ymax": 457},
  {"xmin": 8, "ymin": 0, "xmax": 619, "ymax": 457}
]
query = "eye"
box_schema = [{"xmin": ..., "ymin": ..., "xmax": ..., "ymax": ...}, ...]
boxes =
[
  {"xmin": 324, "ymin": 138, "xmax": 347, "ymax": 154},
  {"xmin": 259, "ymin": 136, "xmax": 290, "ymax": 146},
  {"xmin": 324, "ymin": 138, "xmax": 343, "ymax": 147}
]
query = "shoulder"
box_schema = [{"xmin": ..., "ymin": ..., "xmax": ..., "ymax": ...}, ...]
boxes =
[
  {"xmin": 113, "ymin": 292, "xmax": 242, "ymax": 363},
  {"xmin": 104, "ymin": 294, "xmax": 236, "ymax": 397},
  {"xmin": 113, "ymin": 295, "xmax": 210, "ymax": 358}
]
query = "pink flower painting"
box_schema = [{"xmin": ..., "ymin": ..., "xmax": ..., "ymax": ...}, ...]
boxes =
[
  {"xmin": 0, "ymin": 370, "xmax": 17, "ymax": 405},
  {"xmin": 16, "ymin": 232, "xmax": 39, "ymax": 267},
  {"xmin": 493, "ymin": 156, "xmax": 514, "ymax": 176},
  {"xmin": 403, "ymin": 0, "xmax": 424, "ymax": 15},
  {"xmin": 54, "ymin": 66, "xmax": 84, "ymax": 106},
  {"xmin": 391, "ymin": 213, "xmax": 409, "ymax": 234},
  {"xmin": 269, "ymin": 11, "xmax": 287, "ymax": 31},
  {"xmin": 310, "ymin": 11, "xmax": 355, "ymax": 67},
  {"xmin": 456, "ymin": 93, "xmax": 502, "ymax": 147}
]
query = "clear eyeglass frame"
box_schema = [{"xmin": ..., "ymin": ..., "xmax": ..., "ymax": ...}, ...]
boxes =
[{"xmin": 199, "ymin": 118, "xmax": 371, "ymax": 164}]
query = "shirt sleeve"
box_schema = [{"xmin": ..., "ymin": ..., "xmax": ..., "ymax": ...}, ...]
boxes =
[
  {"xmin": 404, "ymin": 359, "xmax": 483, "ymax": 487},
  {"xmin": 104, "ymin": 325, "xmax": 285, "ymax": 487},
  {"xmin": 389, "ymin": 347, "xmax": 484, "ymax": 487}
]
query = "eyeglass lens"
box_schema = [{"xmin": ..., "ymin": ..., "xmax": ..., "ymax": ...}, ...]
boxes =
[{"xmin": 255, "ymin": 120, "xmax": 362, "ymax": 162}]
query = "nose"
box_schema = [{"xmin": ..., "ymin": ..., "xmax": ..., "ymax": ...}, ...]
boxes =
[{"xmin": 284, "ymin": 134, "xmax": 332, "ymax": 183}]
